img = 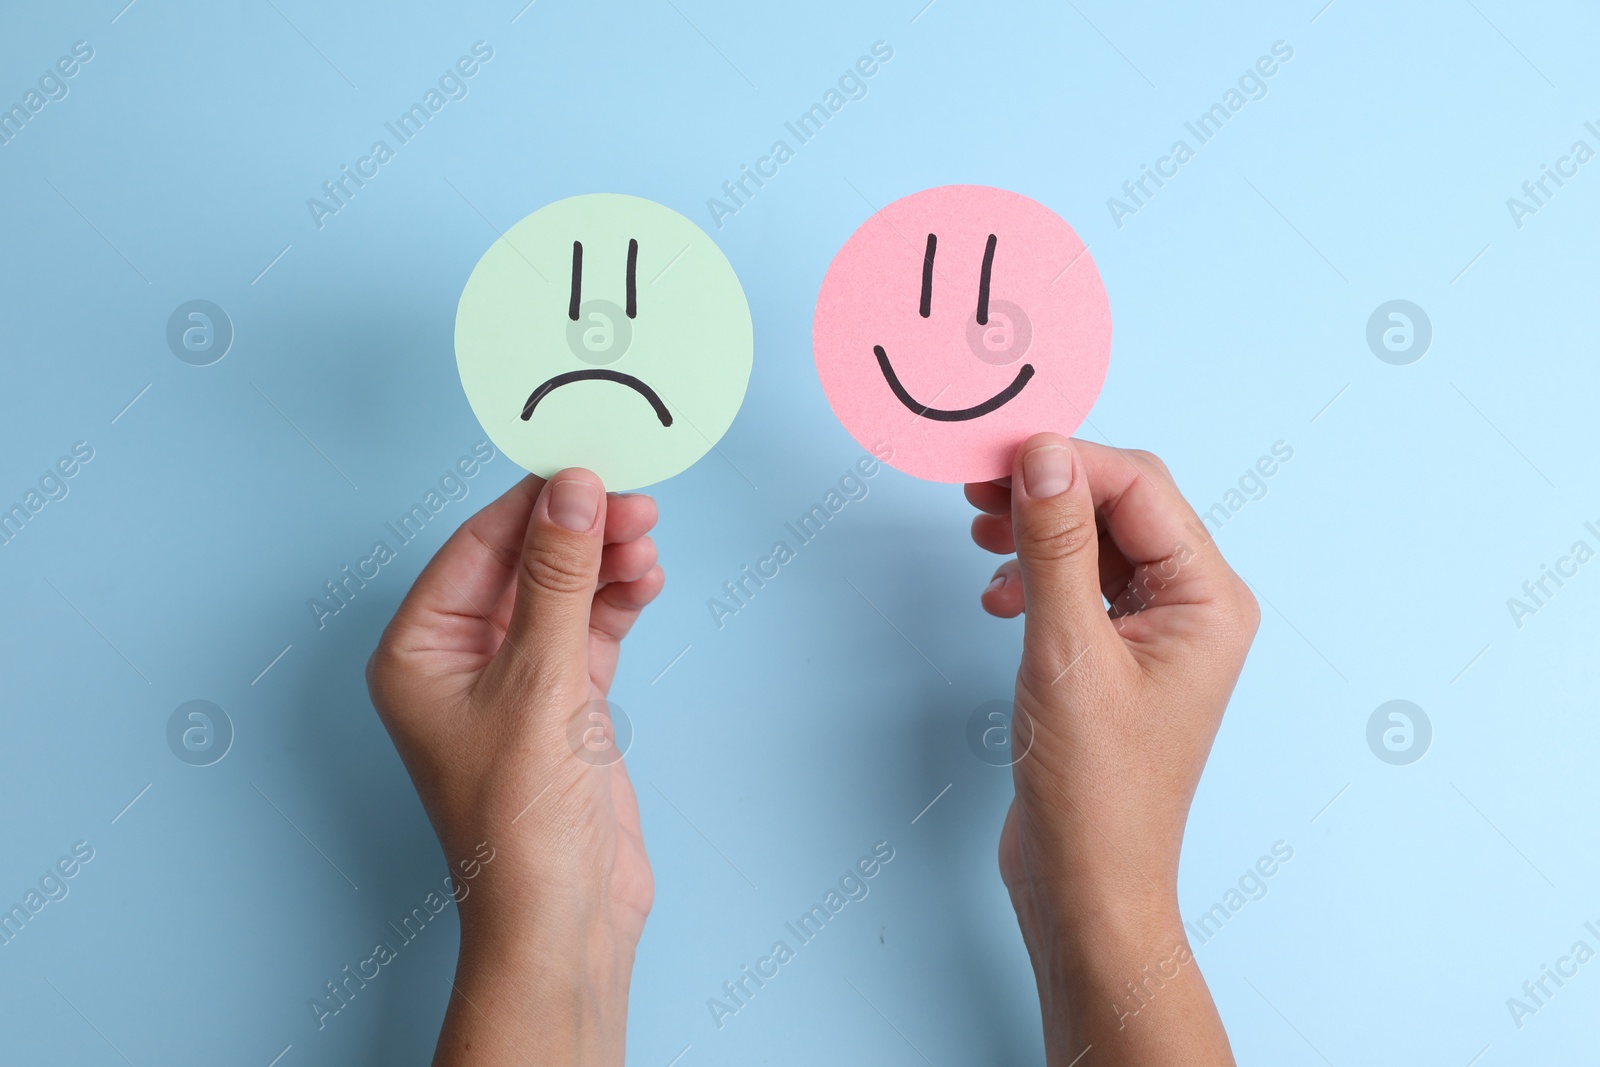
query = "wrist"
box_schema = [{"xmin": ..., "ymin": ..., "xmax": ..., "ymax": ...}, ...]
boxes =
[
  {"xmin": 456, "ymin": 867, "xmax": 644, "ymax": 956},
  {"xmin": 458, "ymin": 896, "xmax": 637, "ymax": 1001},
  {"xmin": 1022, "ymin": 889, "xmax": 1195, "ymax": 1061},
  {"xmin": 434, "ymin": 904, "xmax": 636, "ymax": 1066},
  {"xmin": 1043, "ymin": 879, "xmax": 1179, "ymax": 942},
  {"xmin": 1034, "ymin": 907, "xmax": 1233, "ymax": 1067}
]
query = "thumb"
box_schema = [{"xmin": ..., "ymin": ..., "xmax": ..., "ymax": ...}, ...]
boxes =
[
  {"xmin": 1010, "ymin": 434, "xmax": 1113, "ymax": 676},
  {"xmin": 490, "ymin": 468, "xmax": 606, "ymax": 698}
]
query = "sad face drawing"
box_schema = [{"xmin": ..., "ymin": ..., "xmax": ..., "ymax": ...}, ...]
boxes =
[
  {"xmin": 519, "ymin": 237, "xmax": 672, "ymax": 427},
  {"xmin": 456, "ymin": 194, "xmax": 752, "ymax": 491}
]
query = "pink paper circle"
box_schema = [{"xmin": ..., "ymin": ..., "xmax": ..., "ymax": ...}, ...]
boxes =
[{"xmin": 813, "ymin": 185, "xmax": 1111, "ymax": 483}]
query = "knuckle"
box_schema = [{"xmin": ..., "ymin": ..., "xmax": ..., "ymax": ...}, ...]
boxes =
[
  {"xmin": 1020, "ymin": 506, "xmax": 1097, "ymax": 563},
  {"xmin": 1018, "ymin": 636, "xmax": 1105, "ymax": 698},
  {"xmin": 1236, "ymin": 583, "xmax": 1262, "ymax": 636},
  {"xmin": 364, "ymin": 643, "xmax": 388, "ymax": 687},
  {"xmin": 364, "ymin": 637, "xmax": 417, "ymax": 727},
  {"xmin": 365, "ymin": 634, "xmax": 400, "ymax": 695},
  {"xmin": 1127, "ymin": 449, "xmax": 1171, "ymax": 478},
  {"xmin": 521, "ymin": 540, "xmax": 594, "ymax": 597},
  {"xmin": 1205, "ymin": 581, "xmax": 1260, "ymax": 647}
]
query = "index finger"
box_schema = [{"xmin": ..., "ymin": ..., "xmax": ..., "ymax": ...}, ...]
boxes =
[
  {"xmin": 1074, "ymin": 441, "xmax": 1240, "ymax": 609},
  {"xmin": 389, "ymin": 476, "xmax": 658, "ymax": 639}
]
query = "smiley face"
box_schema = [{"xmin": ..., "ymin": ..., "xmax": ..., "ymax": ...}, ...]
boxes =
[
  {"xmin": 813, "ymin": 185, "xmax": 1111, "ymax": 483},
  {"xmin": 456, "ymin": 194, "xmax": 752, "ymax": 490}
]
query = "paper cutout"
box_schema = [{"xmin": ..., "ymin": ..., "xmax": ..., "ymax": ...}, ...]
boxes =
[
  {"xmin": 813, "ymin": 185, "xmax": 1111, "ymax": 483},
  {"xmin": 456, "ymin": 194, "xmax": 752, "ymax": 491}
]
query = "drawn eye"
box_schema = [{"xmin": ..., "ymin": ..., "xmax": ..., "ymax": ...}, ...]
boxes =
[
  {"xmin": 626, "ymin": 238, "xmax": 637, "ymax": 319},
  {"xmin": 919, "ymin": 233, "xmax": 935, "ymax": 318},
  {"xmin": 916, "ymin": 232, "xmax": 997, "ymax": 324},
  {"xmin": 569, "ymin": 238, "xmax": 639, "ymax": 321},
  {"xmin": 976, "ymin": 233, "xmax": 996, "ymax": 326}
]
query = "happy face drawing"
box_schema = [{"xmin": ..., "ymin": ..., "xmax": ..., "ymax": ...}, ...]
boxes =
[
  {"xmin": 456, "ymin": 194, "xmax": 752, "ymax": 491},
  {"xmin": 813, "ymin": 185, "xmax": 1111, "ymax": 483}
]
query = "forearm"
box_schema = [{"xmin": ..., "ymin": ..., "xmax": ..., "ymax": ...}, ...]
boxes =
[
  {"xmin": 433, "ymin": 914, "xmax": 634, "ymax": 1067},
  {"xmin": 1027, "ymin": 892, "xmax": 1233, "ymax": 1067}
]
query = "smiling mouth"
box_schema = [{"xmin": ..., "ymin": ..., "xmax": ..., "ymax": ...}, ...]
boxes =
[
  {"xmin": 522, "ymin": 369, "xmax": 673, "ymax": 426},
  {"xmin": 873, "ymin": 345, "xmax": 1034, "ymax": 422}
]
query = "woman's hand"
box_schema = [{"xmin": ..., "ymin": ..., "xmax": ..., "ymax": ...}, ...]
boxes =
[
  {"xmin": 967, "ymin": 434, "xmax": 1258, "ymax": 1066},
  {"xmin": 367, "ymin": 469, "xmax": 663, "ymax": 1067}
]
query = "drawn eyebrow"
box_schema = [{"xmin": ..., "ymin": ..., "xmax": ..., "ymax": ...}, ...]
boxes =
[
  {"xmin": 569, "ymin": 241, "xmax": 583, "ymax": 321},
  {"xmin": 977, "ymin": 234, "xmax": 997, "ymax": 326},
  {"xmin": 626, "ymin": 238, "xmax": 638, "ymax": 319},
  {"xmin": 920, "ymin": 233, "xmax": 936, "ymax": 318}
]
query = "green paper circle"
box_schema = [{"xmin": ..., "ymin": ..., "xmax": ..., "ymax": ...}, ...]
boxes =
[{"xmin": 455, "ymin": 194, "xmax": 753, "ymax": 490}]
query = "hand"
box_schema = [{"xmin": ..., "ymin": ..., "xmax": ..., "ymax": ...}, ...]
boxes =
[
  {"xmin": 966, "ymin": 434, "xmax": 1258, "ymax": 1066},
  {"xmin": 367, "ymin": 470, "xmax": 664, "ymax": 1066}
]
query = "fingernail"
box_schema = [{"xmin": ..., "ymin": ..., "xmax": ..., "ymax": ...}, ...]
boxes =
[
  {"xmin": 1022, "ymin": 445, "xmax": 1074, "ymax": 499},
  {"xmin": 549, "ymin": 479, "xmax": 600, "ymax": 531},
  {"xmin": 984, "ymin": 574, "xmax": 1006, "ymax": 594}
]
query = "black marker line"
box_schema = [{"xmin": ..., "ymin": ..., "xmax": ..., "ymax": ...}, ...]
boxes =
[
  {"xmin": 521, "ymin": 369, "xmax": 673, "ymax": 427},
  {"xmin": 977, "ymin": 233, "xmax": 997, "ymax": 326},
  {"xmin": 920, "ymin": 233, "xmax": 937, "ymax": 318},
  {"xmin": 626, "ymin": 238, "xmax": 638, "ymax": 319},
  {"xmin": 569, "ymin": 241, "xmax": 583, "ymax": 321},
  {"xmin": 873, "ymin": 346, "xmax": 1033, "ymax": 422}
]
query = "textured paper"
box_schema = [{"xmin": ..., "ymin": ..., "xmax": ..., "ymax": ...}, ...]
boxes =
[
  {"xmin": 813, "ymin": 185, "xmax": 1111, "ymax": 483},
  {"xmin": 455, "ymin": 193, "xmax": 753, "ymax": 491}
]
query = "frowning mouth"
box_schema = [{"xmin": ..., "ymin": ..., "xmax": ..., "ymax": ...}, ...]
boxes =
[
  {"xmin": 873, "ymin": 345, "xmax": 1033, "ymax": 422},
  {"xmin": 521, "ymin": 369, "xmax": 673, "ymax": 426}
]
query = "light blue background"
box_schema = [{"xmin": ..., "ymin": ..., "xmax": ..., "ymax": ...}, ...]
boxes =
[{"xmin": 3, "ymin": 1, "xmax": 1597, "ymax": 1063}]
